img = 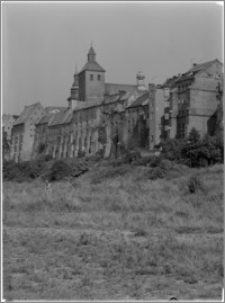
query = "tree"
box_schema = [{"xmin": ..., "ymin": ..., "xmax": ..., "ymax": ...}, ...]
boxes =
[{"xmin": 188, "ymin": 127, "xmax": 200, "ymax": 144}]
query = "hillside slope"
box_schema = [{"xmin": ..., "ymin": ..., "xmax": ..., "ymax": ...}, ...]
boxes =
[{"xmin": 3, "ymin": 164, "xmax": 224, "ymax": 300}]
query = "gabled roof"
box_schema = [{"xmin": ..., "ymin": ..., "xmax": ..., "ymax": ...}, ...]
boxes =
[
  {"xmin": 36, "ymin": 113, "xmax": 55, "ymax": 125},
  {"xmin": 79, "ymin": 61, "xmax": 105, "ymax": 73},
  {"xmin": 162, "ymin": 76, "xmax": 179, "ymax": 88},
  {"xmin": 127, "ymin": 92, "xmax": 149, "ymax": 108},
  {"xmin": 13, "ymin": 103, "xmax": 42, "ymax": 126},
  {"xmin": 176, "ymin": 59, "xmax": 222, "ymax": 83},
  {"xmin": 45, "ymin": 106, "xmax": 67, "ymax": 114},
  {"xmin": 74, "ymin": 99, "xmax": 103, "ymax": 111},
  {"xmin": 105, "ymin": 83, "xmax": 137, "ymax": 95},
  {"xmin": 48, "ymin": 108, "xmax": 72, "ymax": 126},
  {"xmin": 188, "ymin": 59, "xmax": 221, "ymax": 73}
]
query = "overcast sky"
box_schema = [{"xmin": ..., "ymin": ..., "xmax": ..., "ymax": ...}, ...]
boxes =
[{"xmin": 2, "ymin": 1, "xmax": 223, "ymax": 115}]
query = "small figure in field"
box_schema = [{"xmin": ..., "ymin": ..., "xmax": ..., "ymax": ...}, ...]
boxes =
[
  {"xmin": 45, "ymin": 179, "xmax": 52, "ymax": 197},
  {"xmin": 170, "ymin": 297, "xmax": 178, "ymax": 301}
]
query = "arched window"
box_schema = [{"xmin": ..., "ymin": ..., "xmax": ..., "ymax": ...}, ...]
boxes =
[
  {"xmin": 98, "ymin": 75, "xmax": 101, "ymax": 81},
  {"xmin": 90, "ymin": 74, "xmax": 94, "ymax": 81}
]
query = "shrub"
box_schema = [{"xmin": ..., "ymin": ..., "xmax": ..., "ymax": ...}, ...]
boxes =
[
  {"xmin": 187, "ymin": 175, "xmax": 203, "ymax": 194},
  {"xmin": 124, "ymin": 150, "xmax": 141, "ymax": 164},
  {"xmin": 91, "ymin": 165, "xmax": 129, "ymax": 184},
  {"xmin": 161, "ymin": 138, "xmax": 187, "ymax": 161},
  {"xmin": 159, "ymin": 159, "xmax": 172, "ymax": 171},
  {"xmin": 45, "ymin": 154, "xmax": 53, "ymax": 161},
  {"xmin": 47, "ymin": 160, "xmax": 72, "ymax": 181},
  {"xmin": 148, "ymin": 167, "xmax": 165, "ymax": 180},
  {"xmin": 37, "ymin": 142, "xmax": 46, "ymax": 154},
  {"xmin": 188, "ymin": 127, "xmax": 200, "ymax": 144},
  {"xmin": 3, "ymin": 160, "xmax": 44, "ymax": 182}
]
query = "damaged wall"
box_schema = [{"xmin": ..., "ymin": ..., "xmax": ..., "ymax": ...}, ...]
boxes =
[{"xmin": 33, "ymin": 98, "xmax": 150, "ymax": 161}]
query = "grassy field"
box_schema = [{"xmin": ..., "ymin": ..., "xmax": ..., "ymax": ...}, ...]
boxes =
[{"xmin": 3, "ymin": 163, "xmax": 224, "ymax": 300}]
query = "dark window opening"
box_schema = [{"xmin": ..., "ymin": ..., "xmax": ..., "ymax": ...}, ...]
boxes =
[
  {"xmin": 98, "ymin": 75, "xmax": 101, "ymax": 81},
  {"xmin": 90, "ymin": 74, "xmax": 94, "ymax": 81}
]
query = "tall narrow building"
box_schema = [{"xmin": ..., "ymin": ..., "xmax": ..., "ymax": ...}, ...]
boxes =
[{"xmin": 78, "ymin": 45, "xmax": 106, "ymax": 102}]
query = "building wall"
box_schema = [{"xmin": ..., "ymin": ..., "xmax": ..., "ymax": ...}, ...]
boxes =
[
  {"xmin": 149, "ymin": 84, "xmax": 165, "ymax": 150},
  {"xmin": 11, "ymin": 124, "xmax": 24, "ymax": 162},
  {"xmin": 79, "ymin": 70, "xmax": 105, "ymax": 102},
  {"xmin": 3, "ymin": 115, "xmax": 17, "ymax": 141},
  {"xmin": 126, "ymin": 106, "xmax": 149, "ymax": 150},
  {"xmin": 32, "ymin": 98, "xmax": 150, "ymax": 161},
  {"xmin": 10, "ymin": 105, "xmax": 45, "ymax": 162},
  {"xmin": 85, "ymin": 71, "xmax": 105, "ymax": 102},
  {"xmin": 168, "ymin": 61, "xmax": 223, "ymax": 140},
  {"xmin": 32, "ymin": 123, "xmax": 48, "ymax": 158}
]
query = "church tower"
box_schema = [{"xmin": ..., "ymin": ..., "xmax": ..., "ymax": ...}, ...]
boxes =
[
  {"xmin": 78, "ymin": 45, "xmax": 106, "ymax": 102},
  {"xmin": 67, "ymin": 67, "xmax": 80, "ymax": 109}
]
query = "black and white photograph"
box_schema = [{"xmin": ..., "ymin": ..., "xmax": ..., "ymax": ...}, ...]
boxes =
[{"xmin": 1, "ymin": 1, "xmax": 224, "ymax": 301}]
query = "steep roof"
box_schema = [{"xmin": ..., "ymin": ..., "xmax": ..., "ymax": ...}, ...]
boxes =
[
  {"xmin": 45, "ymin": 106, "xmax": 67, "ymax": 114},
  {"xmin": 2, "ymin": 114, "xmax": 11, "ymax": 126},
  {"xmin": 74, "ymin": 99, "xmax": 103, "ymax": 111},
  {"xmin": 88, "ymin": 46, "xmax": 96, "ymax": 56},
  {"xmin": 127, "ymin": 92, "xmax": 149, "ymax": 108},
  {"xmin": 176, "ymin": 59, "xmax": 222, "ymax": 83},
  {"xmin": 48, "ymin": 108, "xmax": 73, "ymax": 126},
  {"xmin": 105, "ymin": 83, "xmax": 137, "ymax": 95},
  {"xmin": 13, "ymin": 103, "xmax": 42, "ymax": 126},
  {"xmin": 36, "ymin": 113, "xmax": 55, "ymax": 125},
  {"xmin": 188, "ymin": 59, "xmax": 220, "ymax": 73},
  {"xmin": 79, "ymin": 61, "xmax": 106, "ymax": 73},
  {"xmin": 162, "ymin": 76, "xmax": 179, "ymax": 88}
]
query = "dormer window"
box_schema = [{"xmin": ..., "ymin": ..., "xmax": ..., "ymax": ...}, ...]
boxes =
[
  {"xmin": 98, "ymin": 75, "xmax": 101, "ymax": 81},
  {"xmin": 90, "ymin": 74, "xmax": 94, "ymax": 81}
]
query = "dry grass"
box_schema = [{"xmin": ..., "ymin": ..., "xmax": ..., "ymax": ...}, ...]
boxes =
[{"xmin": 3, "ymin": 164, "xmax": 224, "ymax": 300}]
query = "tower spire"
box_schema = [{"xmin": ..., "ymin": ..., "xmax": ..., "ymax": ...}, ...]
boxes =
[{"xmin": 87, "ymin": 44, "xmax": 96, "ymax": 62}]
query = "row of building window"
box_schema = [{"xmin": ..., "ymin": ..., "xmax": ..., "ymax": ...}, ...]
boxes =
[
  {"xmin": 178, "ymin": 83, "xmax": 191, "ymax": 91},
  {"xmin": 90, "ymin": 74, "xmax": 101, "ymax": 81},
  {"xmin": 177, "ymin": 124, "xmax": 187, "ymax": 138},
  {"xmin": 178, "ymin": 98, "xmax": 188, "ymax": 105}
]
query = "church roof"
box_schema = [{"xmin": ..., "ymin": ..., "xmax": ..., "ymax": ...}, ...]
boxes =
[
  {"xmin": 105, "ymin": 83, "xmax": 137, "ymax": 95},
  {"xmin": 13, "ymin": 103, "xmax": 42, "ymax": 126},
  {"xmin": 127, "ymin": 92, "xmax": 149, "ymax": 108},
  {"xmin": 79, "ymin": 61, "xmax": 106, "ymax": 73},
  {"xmin": 48, "ymin": 108, "xmax": 73, "ymax": 126},
  {"xmin": 36, "ymin": 113, "xmax": 55, "ymax": 125},
  {"xmin": 45, "ymin": 106, "xmax": 67, "ymax": 114},
  {"xmin": 88, "ymin": 46, "xmax": 96, "ymax": 56}
]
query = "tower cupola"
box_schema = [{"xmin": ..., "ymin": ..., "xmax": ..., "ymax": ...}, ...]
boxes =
[
  {"xmin": 136, "ymin": 70, "xmax": 147, "ymax": 91},
  {"xmin": 67, "ymin": 66, "xmax": 80, "ymax": 109}
]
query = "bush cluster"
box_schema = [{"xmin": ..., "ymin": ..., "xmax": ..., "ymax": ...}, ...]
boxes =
[
  {"xmin": 187, "ymin": 175, "xmax": 203, "ymax": 194},
  {"xmin": 3, "ymin": 160, "xmax": 47, "ymax": 182},
  {"xmin": 3, "ymin": 157, "xmax": 91, "ymax": 183},
  {"xmin": 161, "ymin": 128, "xmax": 223, "ymax": 167},
  {"xmin": 3, "ymin": 128, "xmax": 223, "ymax": 183}
]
